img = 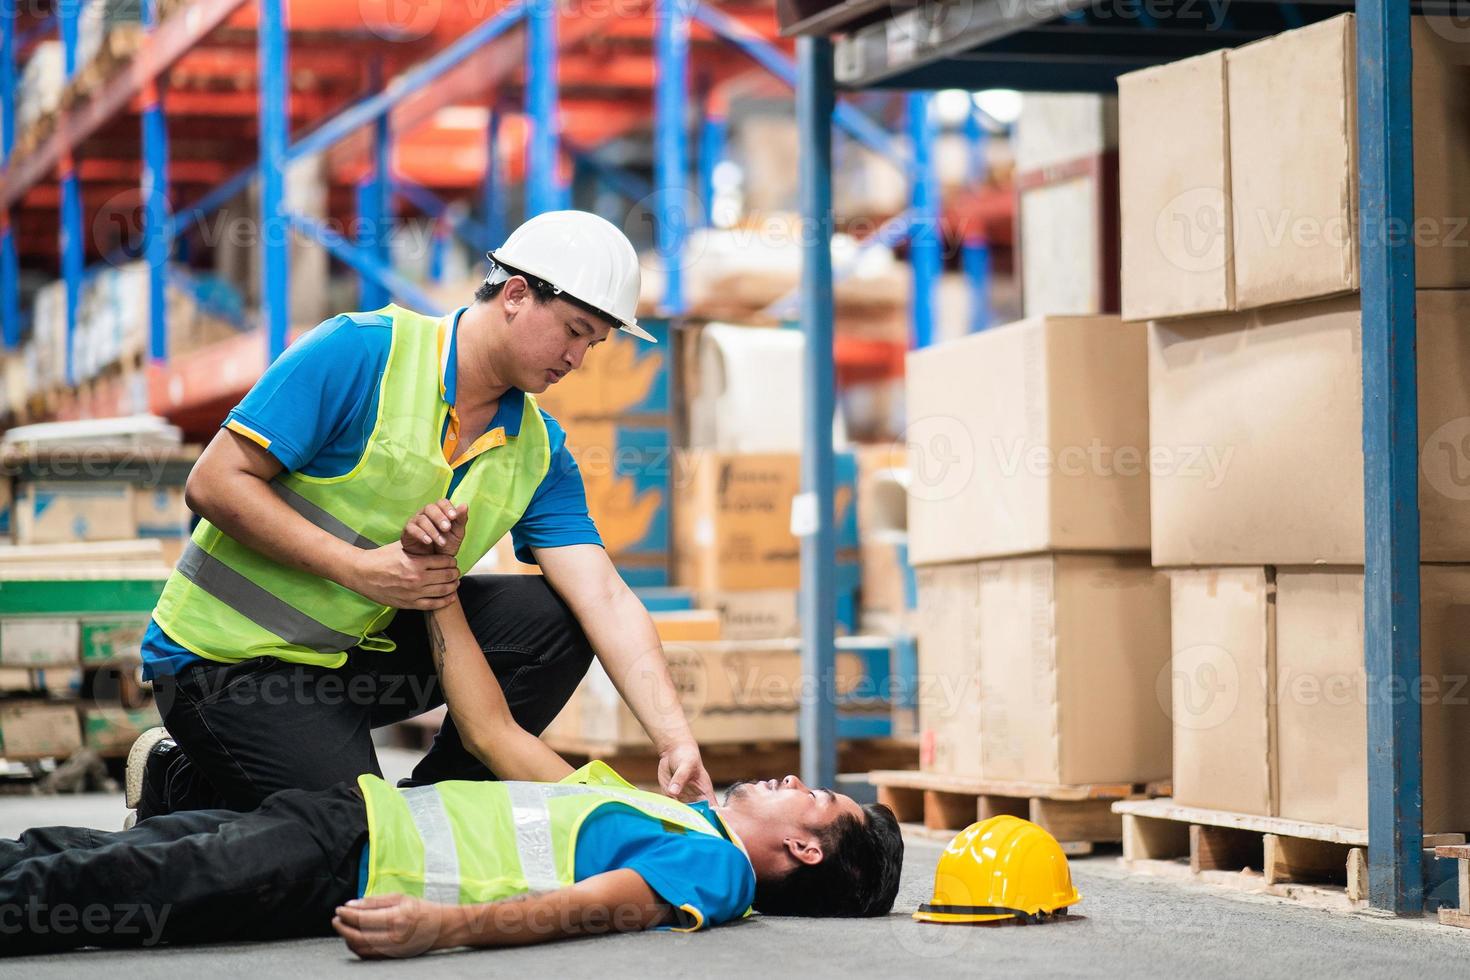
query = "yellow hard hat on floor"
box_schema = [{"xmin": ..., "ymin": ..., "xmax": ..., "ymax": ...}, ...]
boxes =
[{"xmin": 913, "ymin": 815, "xmax": 1082, "ymax": 925}]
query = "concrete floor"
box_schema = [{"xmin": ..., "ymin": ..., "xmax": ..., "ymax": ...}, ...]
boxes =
[{"xmin": 3, "ymin": 748, "xmax": 1468, "ymax": 977}]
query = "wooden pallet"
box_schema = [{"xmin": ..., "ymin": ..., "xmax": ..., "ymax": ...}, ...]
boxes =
[
  {"xmin": 1114, "ymin": 798, "xmax": 1466, "ymax": 912},
  {"xmin": 1433, "ymin": 845, "xmax": 1470, "ymax": 929},
  {"xmin": 869, "ymin": 770, "xmax": 1172, "ymax": 855}
]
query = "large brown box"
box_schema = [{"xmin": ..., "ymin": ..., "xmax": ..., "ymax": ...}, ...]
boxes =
[
  {"xmin": 1228, "ymin": 15, "xmax": 1470, "ymax": 308},
  {"xmin": 1275, "ymin": 566, "xmax": 1470, "ymax": 833},
  {"xmin": 915, "ymin": 555, "xmax": 1172, "ymax": 785},
  {"xmin": 914, "ymin": 563, "xmax": 983, "ymax": 778},
  {"xmin": 976, "ymin": 554, "xmax": 1172, "ymax": 785},
  {"xmin": 1119, "ymin": 50, "xmax": 1233, "ymax": 321},
  {"xmin": 1149, "ymin": 290, "xmax": 1470, "ymax": 566},
  {"xmin": 0, "ymin": 701, "xmax": 80, "ymax": 759},
  {"xmin": 1168, "ymin": 567, "xmax": 1276, "ymax": 816},
  {"xmin": 905, "ymin": 316, "xmax": 1151, "ymax": 567}
]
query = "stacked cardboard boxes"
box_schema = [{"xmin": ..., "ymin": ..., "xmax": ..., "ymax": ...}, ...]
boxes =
[
  {"xmin": 533, "ymin": 319, "xmax": 673, "ymax": 589},
  {"xmin": 672, "ymin": 450, "xmax": 862, "ymax": 640},
  {"xmin": 905, "ymin": 314, "xmax": 1172, "ymax": 785},
  {"xmin": 1120, "ymin": 15, "xmax": 1470, "ymax": 830}
]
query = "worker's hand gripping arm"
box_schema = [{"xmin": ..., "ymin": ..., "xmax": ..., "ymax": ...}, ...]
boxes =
[
  {"xmin": 402, "ymin": 501, "xmax": 573, "ymax": 783},
  {"xmin": 333, "ymin": 869, "xmax": 672, "ymax": 958},
  {"xmin": 535, "ymin": 544, "xmax": 716, "ymax": 805},
  {"xmin": 186, "ymin": 428, "xmax": 461, "ymax": 610}
]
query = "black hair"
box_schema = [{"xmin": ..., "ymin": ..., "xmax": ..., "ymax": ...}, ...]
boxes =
[
  {"xmin": 473, "ymin": 269, "xmax": 559, "ymax": 305},
  {"xmin": 752, "ymin": 802, "xmax": 904, "ymax": 918},
  {"xmin": 474, "ymin": 265, "xmax": 621, "ymax": 333}
]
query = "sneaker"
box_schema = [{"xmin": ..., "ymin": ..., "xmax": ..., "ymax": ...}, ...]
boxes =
[{"xmin": 124, "ymin": 726, "xmax": 174, "ymax": 816}]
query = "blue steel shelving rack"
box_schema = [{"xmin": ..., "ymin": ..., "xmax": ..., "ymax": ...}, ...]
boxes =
[{"xmin": 785, "ymin": 0, "xmax": 1426, "ymax": 916}]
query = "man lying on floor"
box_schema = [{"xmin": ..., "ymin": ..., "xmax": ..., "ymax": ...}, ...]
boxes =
[{"xmin": 0, "ymin": 503, "xmax": 903, "ymax": 958}]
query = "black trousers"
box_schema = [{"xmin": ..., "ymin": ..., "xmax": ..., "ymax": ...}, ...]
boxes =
[
  {"xmin": 152, "ymin": 574, "xmax": 594, "ymax": 813},
  {"xmin": 0, "ymin": 783, "xmax": 365, "ymax": 956}
]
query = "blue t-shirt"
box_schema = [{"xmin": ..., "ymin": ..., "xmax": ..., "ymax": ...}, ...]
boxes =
[
  {"xmin": 355, "ymin": 799, "xmax": 754, "ymax": 931},
  {"xmin": 143, "ymin": 307, "xmax": 603, "ymax": 679}
]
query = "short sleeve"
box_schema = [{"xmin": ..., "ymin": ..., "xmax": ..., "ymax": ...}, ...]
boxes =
[
  {"xmin": 625, "ymin": 833, "xmax": 756, "ymax": 931},
  {"xmin": 223, "ymin": 314, "xmax": 388, "ymax": 473},
  {"xmin": 509, "ymin": 412, "xmax": 604, "ymax": 563}
]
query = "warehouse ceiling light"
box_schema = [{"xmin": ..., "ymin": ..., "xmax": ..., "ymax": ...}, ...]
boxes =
[{"xmin": 974, "ymin": 89, "xmax": 1022, "ymax": 126}]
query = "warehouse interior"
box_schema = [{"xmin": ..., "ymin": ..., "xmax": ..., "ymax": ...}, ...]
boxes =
[{"xmin": 0, "ymin": 0, "xmax": 1467, "ymax": 971}]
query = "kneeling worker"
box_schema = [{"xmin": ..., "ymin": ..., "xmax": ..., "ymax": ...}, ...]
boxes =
[{"xmin": 0, "ymin": 506, "xmax": 903, "ymax": 957}]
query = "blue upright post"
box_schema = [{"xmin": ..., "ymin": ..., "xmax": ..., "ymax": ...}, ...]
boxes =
[
  {"xmin": 698, "ymin": 103, "xmax": 727, "ymax": 228},
  {"xmin": 141, "ymin": 0, "xmax": 170, "ymax": 362},
  {"xmin": 0, "ymin": 0, "xmax": 18, "ymax": 348},
  {"xmin": 356, "ymin": 178, "xmax": 389, "ymax": 309},
  {"xmin": 258, "ymin": 0, "xmax": 289, "ymax": 360},
  {"xmin": 1358, "ymin": 0, "xmax": 1422, "ymax": 916},
  {"xmin": 370, "ymin": 58, "xmax": 393, "ymax": 305},
  {"xmin": 654, "ymin": 0, "xmax": 689, "ymax": 314},
  {"xmin": 484, "ymin": 106, "xmax": 504, "ymax": 248},
  {"xmin": 58, "ymin": 0, "xmax": 84, "ymax": 385},
  {"xmin": 525, "ymin": 0, "xmax": 559, "ymax": 218},
  {"xmin": 962, "ymin": 104, "xmax": 989, "ymax": 333},
  {"xmin": 907, "ymin": 92, "xmax": 939, "ymax": 349},
  {"xmin": 796, "ymin": 35, "xmax": 837, "ymax": 791}
]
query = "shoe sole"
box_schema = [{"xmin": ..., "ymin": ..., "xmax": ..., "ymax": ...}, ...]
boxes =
[{"xmin": 124, "ymin": 726, "xmax": 171, "ymax": 810}]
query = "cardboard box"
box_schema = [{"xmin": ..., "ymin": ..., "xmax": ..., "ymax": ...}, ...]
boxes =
[
  {"xmin": 534, "ymin": 319, "xmax": 669, "ymax": 421},
  {"xmin": 0, "ymin": 617, "xmax": 81, "ymax": 667},
  {"xmin": 1275, "ymin": 566, "xmax": 1470, "ymax": 832},
  {"xmin": 905, "ymin": 316, "xmax": 1150, "ymax": 566},
  {"xmin": 551, "ymin": 641, "xmax": 863, "ymax": 747},
  {"xmin": 1118, "ymin": 50, "xmax": 1233, "ymax": 321},
  {"xmin": 1149, "ymin": 290, "xmax": 1470, "ymax": 566},
  {"xmin": 81, "ymin": 704, "xmax": 162, "ymax": 756},
  {"xmin": 0, "ymin": 666, "xmax": 81, "ymax": 697},
  {"xmin": 914, "ymin": 562, "xmax": 983, "ymax": 778},
  {"xmin": 696, "ymin": 590, "xmax": 800, "ymax": 641},
  {"xmin": 133, "ymin": 484, "xmax": 191, "ymax": 565},
  {"xmin": 976, "ymin": 554, "xmax": 1171, "ymax": 785},
  {"xmin": 672, "ymin": 452, "xmax": 858, "ymax": 592},
  {"xmin": 1167, "ymin": 567, "xmax": 1276, "ymax": 816},
  {"xmin": 650, "ymin": 610, "xmax": 721, "ymax": 643},
  {"xmin": 12, "ymin": 481, "xmax": 136, "ymax": 544},
  {"xmin": 1228, "ymin": 15, "xmax": 1470, "ymax": 308},
  {"xmin": 566, "ymin": 421, "xmax": 671, "ymax": 560},
  {"xmin": 860, "ymin": 533, "xmax": 914, "ymax": 616},
  {"xmin": 0, "ymin": 701, "xmax": 80, "ymax": 759},
  {"xmin": 79, "ymin": 616, "xmax": 149, "ymax": 665}
]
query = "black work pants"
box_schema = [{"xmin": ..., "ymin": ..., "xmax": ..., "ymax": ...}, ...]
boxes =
[
  {"xmin": 153, "ymin": 574, "xmax": 594, "ymax": 813},
  {"xmin": 0, "ymin": 783, "xmax": 365, "ymax": 956}
]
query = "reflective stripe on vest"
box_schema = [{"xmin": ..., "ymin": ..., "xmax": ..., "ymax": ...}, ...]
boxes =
[
  {"xmin": 175, "ymin": 542, "xmax": 360, "ymax": 653},
  {"xmin": 269, "ymin": 478, "xmax": 379, "ymax": 550},
  {"xmin": 401, "ymin": 785, "xmax": 462, "ymax": 905},
  {"xmin": 402, "ymin": 780, "xmax": 724, "ymax": 898}
]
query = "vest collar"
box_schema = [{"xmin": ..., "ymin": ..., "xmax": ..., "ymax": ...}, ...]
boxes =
[{"xmin": 439, "ymin": 306, "xmax": 528, "ymax": 439}]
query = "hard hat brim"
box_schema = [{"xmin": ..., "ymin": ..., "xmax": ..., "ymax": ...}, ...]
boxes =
[
  {"xmin": 487, "ymin": 250, "xmax": 657, "ymax": 344},
  {"xmin": 912, "ymin": 908, "xmax": 1020, "ymax": 925}
]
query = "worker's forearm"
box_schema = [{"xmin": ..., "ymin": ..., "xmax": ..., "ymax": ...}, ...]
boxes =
[
  {"xmin": 190, "ymin": 470, "xmax": 361, "ymax": 586},
  {"xmin": 438, "ymin": 870, "xmax": 668, "ymax": 949},
  {"xmin": 584, "ymin": 588, "xmax": 696, "ymax": 754},
  {"xmin": 427, "ymin": 603, "xmax": 574, "ymax": 782}
]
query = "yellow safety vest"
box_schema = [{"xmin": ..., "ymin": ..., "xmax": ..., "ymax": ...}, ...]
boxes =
[
  {"xmin": 358, "ymin": 761, "xmax": 751, "ymax": 921},
  {"xmin": 152, "ymin": 304, "xmax": 551, "ymax": 668}
]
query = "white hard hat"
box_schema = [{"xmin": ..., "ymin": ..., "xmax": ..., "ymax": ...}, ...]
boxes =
[{"xmin": 485, "ymin": 210, "xmax": 654, "ymax": 343}]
